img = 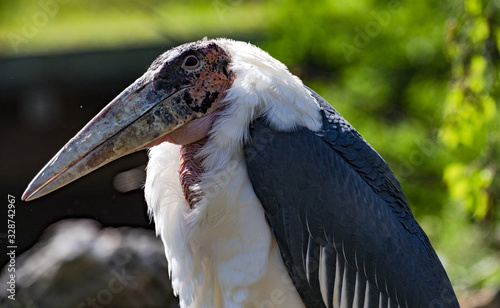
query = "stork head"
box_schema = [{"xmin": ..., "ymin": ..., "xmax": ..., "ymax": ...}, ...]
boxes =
[
  {"xmin": 22, "ymin": 40, "xmax": 235, "ymax": 201},
  {"xmin": 22, "ymin": 38, "xmax": 320, "ymax": 201}
]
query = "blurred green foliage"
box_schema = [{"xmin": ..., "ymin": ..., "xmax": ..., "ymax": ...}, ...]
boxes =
[
  {"xmin": 441, "ymin": 0, "xmax": 499, "ymax": 220},
  {"xmin": 0, "ymin": 0, "xmax": 268, "ymax": 54},
  {"xmin": 262, "ymin": 0, "xmax": 500, "ymax": 293},
  {"xmin": 2, "ymin": 0, "xmax": 499, "ymax": 296}
]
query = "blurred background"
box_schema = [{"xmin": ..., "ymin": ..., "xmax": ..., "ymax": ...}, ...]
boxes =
[{"xmin": 0, "ymin": 0, "xmax": 499, "ymax": 306}]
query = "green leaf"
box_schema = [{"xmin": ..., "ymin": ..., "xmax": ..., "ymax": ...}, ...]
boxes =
[
  {"xmin": 465, "ymin": 0, "xmax": 482, "ymax": 16},
  {"xmin": 471, "ymin": 17, "xmax": 490, "ymax": 43},
  {"xmin": 468, "ymin": 55, "xmax": 487, "ymax": 93}
]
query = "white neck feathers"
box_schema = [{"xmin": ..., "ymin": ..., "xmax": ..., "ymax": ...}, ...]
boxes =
[{"xmin": 145, "ymin": 39, "xmax": 320, "ymax": 307}]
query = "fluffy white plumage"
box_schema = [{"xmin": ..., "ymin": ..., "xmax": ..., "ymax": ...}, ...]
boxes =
[{"xmin": 145, "ymin": 39, "xmax": 322, "ymax": 308}]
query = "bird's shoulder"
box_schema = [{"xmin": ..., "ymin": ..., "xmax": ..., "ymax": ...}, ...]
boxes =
[{"xmin": 310, "ymin": 89, "xmax": 425, "ymax": 237}]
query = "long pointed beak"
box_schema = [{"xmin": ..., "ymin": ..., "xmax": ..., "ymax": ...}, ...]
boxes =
[{"xmin": 22, "ymin": 74, "xmax": 197, "ymax": 201}]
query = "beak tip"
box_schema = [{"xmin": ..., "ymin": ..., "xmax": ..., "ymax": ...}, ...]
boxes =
[
  {"xmin": 22, "ymin": 180, "xmax": 43, "ymax": 202},
  {"xmin": 21, "ymin": 187, "xmax": 34, "ymax": 202}
]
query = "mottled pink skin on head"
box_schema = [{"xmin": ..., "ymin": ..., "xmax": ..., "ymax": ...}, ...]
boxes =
[{"xmin": 145, "ymin": 41, "xmax": 234, "ymax": 148}]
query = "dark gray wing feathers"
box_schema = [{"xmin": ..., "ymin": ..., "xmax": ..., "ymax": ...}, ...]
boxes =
[{"xmin": 243, "ymin": 89, "xmax": 459, "ymax": 307}]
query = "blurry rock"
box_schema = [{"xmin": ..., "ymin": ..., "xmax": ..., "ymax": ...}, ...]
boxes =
[{"xmin": 0, "ymin": 220, "xmax": 178, "ymax": 308}]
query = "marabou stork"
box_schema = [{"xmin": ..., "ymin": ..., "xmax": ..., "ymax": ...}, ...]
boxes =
[{"xmin": 23, "ymin": 38, "xmax": 459, "ymax": 308}]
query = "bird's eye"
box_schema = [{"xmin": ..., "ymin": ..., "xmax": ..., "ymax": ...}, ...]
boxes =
[{"xmin": 182, "ymin": 55, "xmax": 202, "ymax": 71}]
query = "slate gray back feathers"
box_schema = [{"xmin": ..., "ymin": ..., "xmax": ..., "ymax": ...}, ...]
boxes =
[{"xmin": 244, "ymin": 89, "xmax": 458, "ymax": 308}]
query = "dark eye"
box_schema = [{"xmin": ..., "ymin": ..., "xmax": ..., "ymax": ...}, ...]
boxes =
[{"xmin": 182, "ymin": 55, "xmax": 202, "ymax": 71}]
